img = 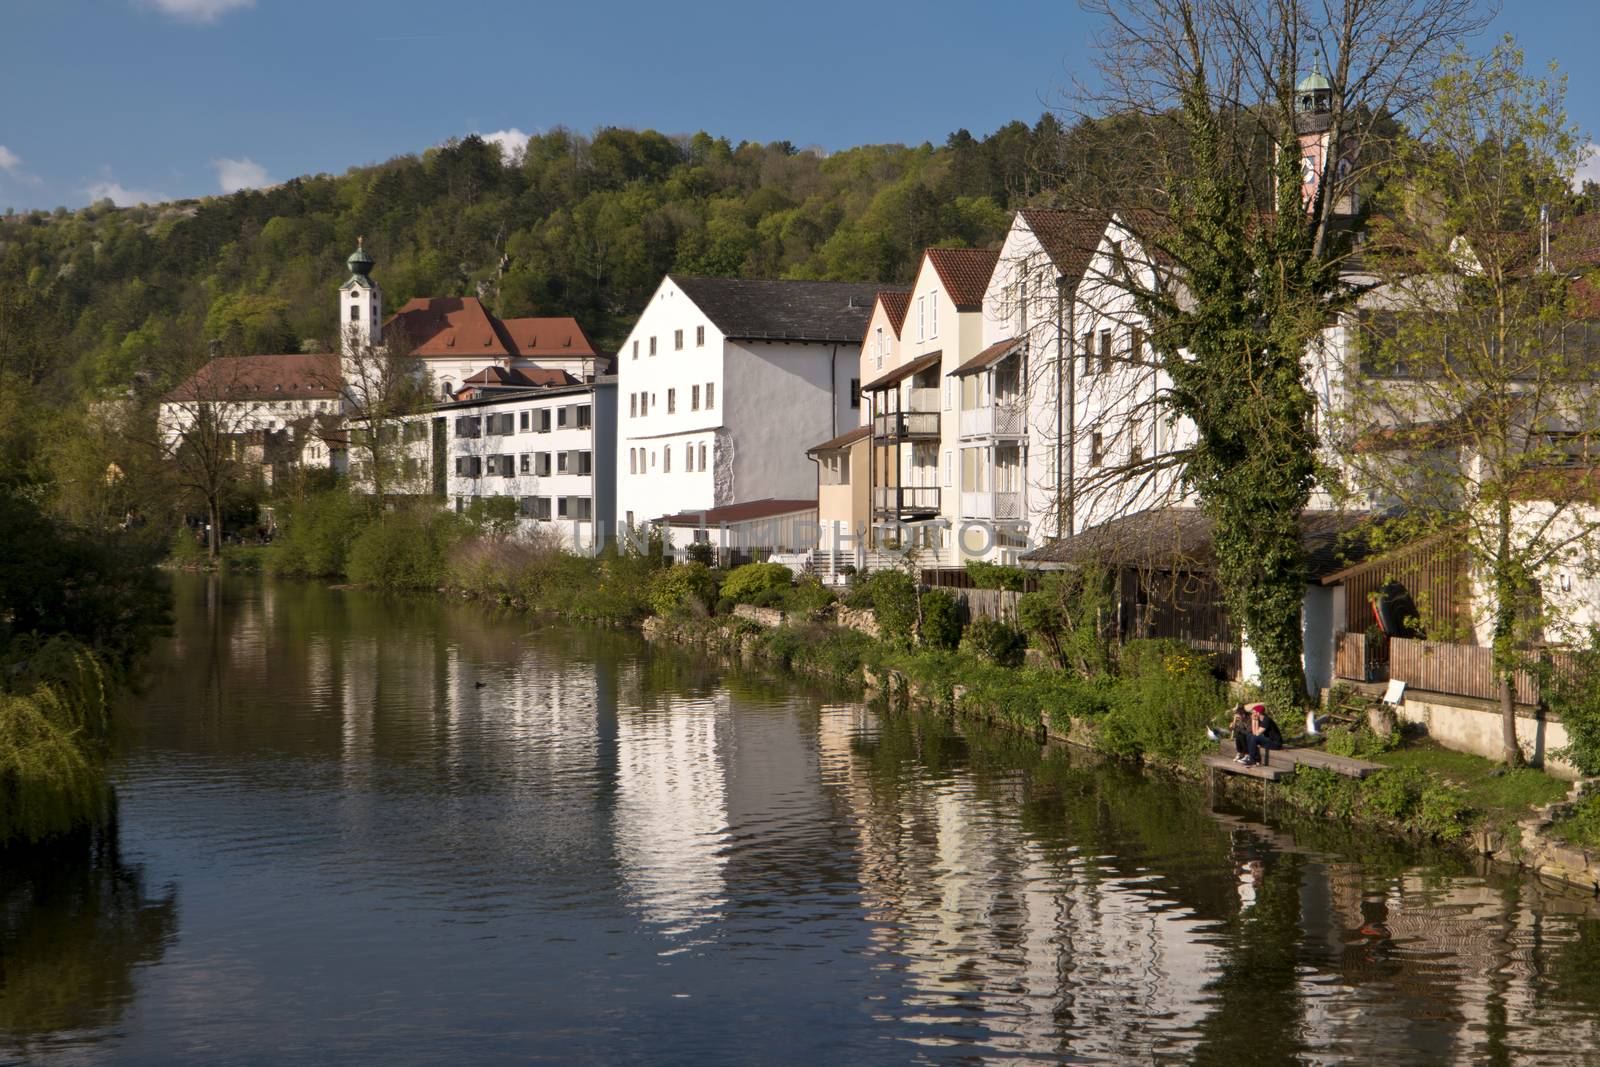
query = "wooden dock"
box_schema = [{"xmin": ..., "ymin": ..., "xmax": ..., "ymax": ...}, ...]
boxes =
[
  {"xmin": 1201, "ymin": 753, "xmax": 1293, "ymax": 782},
  {"xmin": 1207, "ymin": 741, "xmax": 1384, "ymax": 782}
]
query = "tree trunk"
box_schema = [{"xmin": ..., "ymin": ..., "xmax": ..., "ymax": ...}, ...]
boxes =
[
  {"xmin": 207, "ymin": 497, "xmax": 221, "ymax": 562},
  {"xmin": 1500, "ymin": 671, "xmax": 1523, "ymax": 767}
]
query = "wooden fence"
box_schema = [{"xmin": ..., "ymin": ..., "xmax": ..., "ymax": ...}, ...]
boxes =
[
  {"xmin": 954, "ymin": 588, "xmax": 1022, "ymax": 623},
  {"xmin": 1383, "ymin": 637, "xmax": 1580, "ymax": 705},
  {"xmin": 1334, "ymin": 632, "xmax": 1389, "ymax": 682}
]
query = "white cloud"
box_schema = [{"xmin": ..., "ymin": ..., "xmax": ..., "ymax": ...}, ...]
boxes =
[
  {"xmin": 138, "ymin": 0, "xmax": 253, "ymax": 24},
  {"xmin": 86, "ymin": 179, "xmax": 163, "ymax": 207},
  {"xmin": 0, "ymin": 145, "xmax": 41, "ymax": 185},
  {"xmin": 1576, "ymin": 143, "xmax": 1600, "ymax": 192},
  {"xmin": 481, "ymin": 128, "xmax": 531, "ymax": 164},
  {"xmin": 212, "ymin": 157, "xmax": 270, "ymax": 193}
]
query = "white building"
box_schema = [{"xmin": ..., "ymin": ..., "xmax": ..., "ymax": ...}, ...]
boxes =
[
  {"xmin": 614, "ymin": 275, "xmax": 881, "ymax": 531},
  {"xmin": 407, "ymin": 379, "xmax": 618, "ymax": 551}
]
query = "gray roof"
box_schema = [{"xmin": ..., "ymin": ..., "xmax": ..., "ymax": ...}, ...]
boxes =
[
  {"xmin": 670, "ymin": 275, "xmax": 900, "ymax": 344},
  {"xmin": 1020, "ymin": 506, "xmax": 1379, "ymax": 580}
]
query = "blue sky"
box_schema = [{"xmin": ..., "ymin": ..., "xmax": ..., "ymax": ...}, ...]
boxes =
[{"xmin": 1, "ymin": 0, "xmax": 1596, "ymax": 211}]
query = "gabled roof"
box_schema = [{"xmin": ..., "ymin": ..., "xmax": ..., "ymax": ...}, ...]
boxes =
[
  {"xmin": 656, "ymin": 498, "xmax": 817, "ymax": 526},
  {"xmin": 669, "ymin": 275, "xmax": 890, "ymax": 344},
  {"xmin": 165, "ymin": 354, "xmax": 340, "ymax": 403},
  {"xmin": 388, "ymin": 297, "xmax": 599, "ymax": 361},
  {"xmin": 1018, "ymin": 209, "xmax": 1110, "ymax": 292},
  {"xmin": 951, "ymin": 337, "xmax": 1024, "ymax": 377},
  {"xmin": 461, "ymin": 365, "xmax": 577, "ymax": 388},
  {"xmin": 806, "ymin": 424, "xmax": 871, "ymax": 454},
  {"xmin": 863, "ymin": 351, "xmax": 941, "ymax": 391},
  {"xmin": 878, "ymin": 291, "xmax": 912, "ymax": 336},
  {"xmin": 924, "ymin": 247, "xmax": 1000, "ymax": 310},
  {"xmin": 1020, "ymin": 506, "xmax": 1378, "ymax": 580}
]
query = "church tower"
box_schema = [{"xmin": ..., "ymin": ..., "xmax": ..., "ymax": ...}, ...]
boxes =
[
  {"xmin": 339, "ymin": 237, "xmax": 383, "ymax": 359},
  {"xmin": 1292, "ymin": 69, "xmax": 1358, "ymax": 214}
]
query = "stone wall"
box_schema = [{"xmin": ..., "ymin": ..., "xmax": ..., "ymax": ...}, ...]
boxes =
[
  {"xmin": 1400, "ymin": 691, "xmax": 1578, "ymax": 779},
  {"xmin": 834, "ymin": 605, "xmax": 879, "ymax": 639},
  {"xmin": 732, "ymin": 604, "xmax": 786, "ymax": 628}
]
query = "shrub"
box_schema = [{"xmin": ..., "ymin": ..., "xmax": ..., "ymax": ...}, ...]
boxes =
[
  {"xmin": 685, "ymin": 541, "xmax": 716, "ymax": 567},
  {"xmin": 919, "ymin": 590, "xmax": 961, "ymax": 649},
  {"xmin": 866, "ymin": 570, "xmax": 918, "ymax": 648},
  {"xmin": 715, "ymin": 596, "xmax": 735, "ymax": 616},
  {"xmin": 787, "ymin": 575, "xmax": 835, "ymax": 619},
  {"xmin": 1017, "ymin": 566, "xmax": 1115, "ymax": 675},
  {"xmin": 1364, "ymin": 765, "xmax": 1425, "ymax": 822},
  {"xmin": 960, "ymin": 616, "xmax": 1026, "ymax": 667},
  {"xmin": 964, "ymin": 560, "xmax": 1026, "ymax": 590},
  {"xmin": 1099, "ymin": 639, "xmax": 1223, "ymax": 763},
  {"xmin": 1286, "ymin": 767, "xmax": 1361, "ymax": 820},
  {"xmin": 269, "ymin": 490, "xmax": 371, "ymax": 579},
  {"xmin": 1322, "ymin": 723, "xmax": 1398, "ymax": 760},
  {"xmin": 1550, "ymin": 632, "xmax": 1600, "ymax": 776},
  {"xmin": 721, "ymin": 562, "xmax": 794, "ymax": 604},
  {"xmin": 347, "ymin": 507, "xmax": 467, "ymax": 591},
  {"xmin": 647, "ymin": 561, "xmax": 718, "ymax": 617},
  {"xmin": 1417, "ymin": 779, "xmax": 1474, "ymax": 840}
]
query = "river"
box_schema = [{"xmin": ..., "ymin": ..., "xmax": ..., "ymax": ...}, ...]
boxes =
[{"xmin": 3, "ymin": 574, "xmax": 1598, "ymax": 1065}]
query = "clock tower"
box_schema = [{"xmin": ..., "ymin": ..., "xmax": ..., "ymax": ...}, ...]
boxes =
[{"xmin": 1292, "ymin": 69, "xmax": 1358, "ymax": 214}]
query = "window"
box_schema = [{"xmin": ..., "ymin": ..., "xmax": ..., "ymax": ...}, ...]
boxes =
[
  {"xmin": 632, "ymin": 339, "xmax": 639, "ymax": 360},
  {"xmin": 1130, "ymin": 325, "xmax": 1145, "ymax": 364},
  {"xmin": 698, "ymin": 443, "xmax": 706, "ymax": 470},
  {"xmin": 917, "ymin": 296, "xmax": 925, "ymax": 341},
  {"xmin": 1081, "ymin": 331, "xmax": 1094, "ymax": 376},
  {"xmin": 930, "ymin": 291, "xmax": 939, "ymax": 337},
  {"xmin": 639, "ymin": 393, "xmax": 648, "ymax": 417},
  {"xmin": 577, "ymin": 405, "xmax": 591, "ymax": 428},
  {"xmin": 454, "ymin": 416, "xmax": 481, "ymax": 439},
  {"xmin": 1090, "ymin": 432, "xmax": 1104, "ymax": 467},
  {"xmin": 663, "ymin": 446, "xmax": 671, "ymax": 472},
  {"xmin": 649, "ymin": 336, "xmax": 657, "ymax": 356},
  {"xmin": 849, "ymin": 378, "xmax": 860, "ymax": 409},
  {"xmin": 349, "ymin": 303, "xmax": 360, "ymax": 323},
  {"xmin": 1129, "ymin": 427, "xmax": 1143, "ymax": 467},
  {"xmin": 667, "ymin": 388, "xmax": 676, "ymax": 414},
  {"xmin": 943, "ymin": 450, "xmax": 953, "ymax": 487},
  {"xmin": 1100, "ymin": 329, "xmax": 1113, "ymax": 374},
  {"xmin": 696, "ymin": 325, "xmax": 705, "ymax": 346},
  {"xmin": 692, "ymin": 384, "xmax": 700, "ymax": 410},
  {"xmin": 684, "ymin": 442, "xmax": 693, "ymax": 471},
  {"xmin": 557, "ymin": 451, "xmax": 568, "ymax": 474},
  {"xmin": 567, "ymin": 497, "xmax": 592, "ymax": 521},
  {"xmin": 557, "ymin": 407, "xmax": 569, "ymax": 428},
  {"xmin": 630, "ymin": 393, "xmax": 637, "ymax": 418},
  {"xmin": 578, "ymin": 451, "xmax": 592, "ymax": 475},
  {"xmin": 520, "ymin": 453, "xmax": 531, "ymax": 474},
  {"xmin": 557, "ymin": 497, "xmax": 569, "ymax": 519},
  {"xmin": 875, "ymin": 327, "xmax": 884, "ymax": 369},
  {"xmin": 535, "ymin": 452, "xmax": 552, "ymax": 476},
  {"xmin": 674, "ymin": 329, "xmax": 683, "ymax": 350},
  {"xmin": 629, "ymin": 449, "xmax": 637, "ymax": 474},
  {"xmin": 535, "ymin": 409, "xmax": 551, "ymax": 433},
  {"xmin": 705, "ymin": 382, "xmax": 714, "ymax": 409},
  {"xmin": 454, "ymin": 456, "xmax": 482, "ymax": 478},
  {"xmin": 519, "ymin": 410, "xmax": 530, "ymax": 431}
]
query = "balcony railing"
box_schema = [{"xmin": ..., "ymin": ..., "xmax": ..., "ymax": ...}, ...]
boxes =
[
  {"xmin": 873, "ymin": 485, "xmax": 941, "ymax": 516},
  {"xmin": 959, "ymin": 490, "xmax": 1023, "ymax": 520},
  {"xmin": 959, "ymin": 402, "xmax": 1025, "ymax": 439},
  {"xmin": 872, "ymin": 410, "xmax": 941, "ymax": 439}
]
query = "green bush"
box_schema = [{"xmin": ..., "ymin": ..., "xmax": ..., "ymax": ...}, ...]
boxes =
[
  {"xmin": 1098, "ymin": 640, "xmax": 1223, "ymax": 763},
  {"xmin": 1551, "ymin": 633, "xmax": 1600, "ymax": 776},
  {"xmin": 1323, "ymin": 723, "xmax": 1398, "ymax": 760},
  {"xmin": 960, "ymin": 616, "xmax": 1026, "ymax": 666},
  {"xmin": 866, "ymin": 570, "xmax": 918, "ymax": 648},
  {"xmin": 1017, "ymin": 566, "xmax": 1115, "ymax": 674},
  {"xmin": 715, "ymin": 596, "xmax": 735, "ymax": 616},
  {"xmin": 685, "ymin": 541, "xmax": 716, "ymax": 567},
  {"xmin": 1365, "ymin": 765, "xmax": 1425, "ymax": 821},
  {"xmin": 786, "ymin": 575, "xmax": 835, "ymax": 619},
  {"xmin": 1417, "ymin": 778, "xmax": 1474, "ymax": 840},
  {"xmin": 1286, "ymin": 766, "xmax": 1361, "ymax": 820},
  {"xmin": 346, "ymin": 507, "xmax": 467, "ymax": 591},
  {"xmin": 647, "ymin": 561, "xmax": 718, "ymax": 617},
  {"xmin": 721, "ymin": 562, "xmax": 794, "ymax": 604},
  {"xmin": 964, "ymin": 560, "xmax": 1026, "ymax": 590},
  {"xmin": 919, "ymin": 590, "xmax": 961, "ymax": 649},
  {"xmin": 270, "ymin": 490, "xmax": 371, "ymax": 578}
]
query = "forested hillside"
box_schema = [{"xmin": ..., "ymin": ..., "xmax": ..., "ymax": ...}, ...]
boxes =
[{"xmin": 0, "ymin": 117, "xmax": 1067, "ymax": 401}]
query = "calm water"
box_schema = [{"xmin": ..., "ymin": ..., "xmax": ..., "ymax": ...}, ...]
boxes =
[{"xmin": 4, "ymin": 576, "xmax": 1600, "ymax": 1066}]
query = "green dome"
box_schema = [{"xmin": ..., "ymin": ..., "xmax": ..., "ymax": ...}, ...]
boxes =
[
  {"xmin": 347, "ymin": 238, "xmax": 374, "ymax": 277},
  {"xmin": 1297, "ymin": 70, "xmax": 1331, "ymax": 93}
]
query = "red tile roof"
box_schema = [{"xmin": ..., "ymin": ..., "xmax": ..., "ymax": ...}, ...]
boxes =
[
  {"xmin": 925, "ymin": 247, "xmax": 1000, "ymax": 310},
  {"xmin": 460, "ymin": 366, "xmax": 578, "ymax": 388},
  {"xmin": 655, "ymin": 498, "xmax": 817, "ymax": 525},
  {"xmin": 387, "ymin": 297, "xmax": 599, "ymax": 360},
  {"xmin": 1019, "ymin": 209, "xmax": 1110, "ymax": 292},
  {"xmin": 878, "ymin": 290, "xmax": 912, "ymax": 336},
  {"xmin": 951, "ymin": 337, "xmax": 1024, "ymax": 376},
  {"xmin": 166, "ymin": 354, "xmax": 340, "ymax": 403}
]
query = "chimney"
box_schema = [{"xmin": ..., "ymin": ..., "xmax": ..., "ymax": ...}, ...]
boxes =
[{"xmin": 208, "ymin": 338, "xmax": 223, "ymax": 360}]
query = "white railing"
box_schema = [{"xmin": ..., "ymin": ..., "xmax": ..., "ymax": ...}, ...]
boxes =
[
  {"xmin": 959, "ymin": 490, "xmax": 1023, "ymax": 520},
  {"xmin": 958, "ymin": 402, "xmax": 1025, "ymax": 438}
]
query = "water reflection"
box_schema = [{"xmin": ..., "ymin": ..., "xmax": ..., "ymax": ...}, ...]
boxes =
[
  {"xmin": 0, "ymin": 827, "xmax": 179, "ymax": 1064},
  {"xmin": 4, "ymin": 573, "xmax": 1598, "ymax": 1065}
]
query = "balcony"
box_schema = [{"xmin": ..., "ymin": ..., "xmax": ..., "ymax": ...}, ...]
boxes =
[
  {"xmin": 959, "ymin": 402, "xmax": 1025, "ymax": 439},
  {"xmin": 959, "ymin": 490, "xmax": 1023, "ymax": 521},
  {"xmin": 872, "ymin": 410, "xmax": 941, "ymax": 440},
  {"xmin": 873, "ymin": 485, "xmax": 941, "ymax": 518}
]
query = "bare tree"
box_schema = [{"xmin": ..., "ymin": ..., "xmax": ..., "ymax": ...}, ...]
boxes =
[
  {"xmin": 1333, "ymin": 40, "xmax": 1593, "ymax": 764},
  {"xmin": 330, "ymin": 321, "xmax": 430, "ymax": 509},
  {"xmin": 1026, "ymin": 0, "xmax": 1490, "ymax": 708},
  {"xmin": 156, "ymin": 350, "xmax": 257, "ymax": 560}
]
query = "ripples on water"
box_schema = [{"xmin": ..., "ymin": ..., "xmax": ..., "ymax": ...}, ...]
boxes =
[{"xmin": 3, "ymin": 575, "xmax": 1599, "ymax": 1066}]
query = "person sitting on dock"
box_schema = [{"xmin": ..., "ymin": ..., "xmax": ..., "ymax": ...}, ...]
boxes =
[
  {"xmin": 1242, "ymin": 704, "xmax": 1283, "ymax": 767},
  {"xmin": 1227, "ymin": 703, "xmax": 1252, "ymax": 764}
]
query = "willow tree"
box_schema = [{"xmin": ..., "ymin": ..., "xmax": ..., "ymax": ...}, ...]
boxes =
[
  {"xmin": 1336, "ymin": 41, "xmax": 1593, "ymax": 764},
  {"xmin": 1057, "ymin": 0, "xmax": 1485, "ymax": 709}
]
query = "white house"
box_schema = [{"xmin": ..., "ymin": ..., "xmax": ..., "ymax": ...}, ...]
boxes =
[
  {"xmin": 614, "ymin": 275, "xmax": 881, "ymax": 531},
  {"xmin": 405, "ymin": 378, "xmax": 618, "ymax": 551}
]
